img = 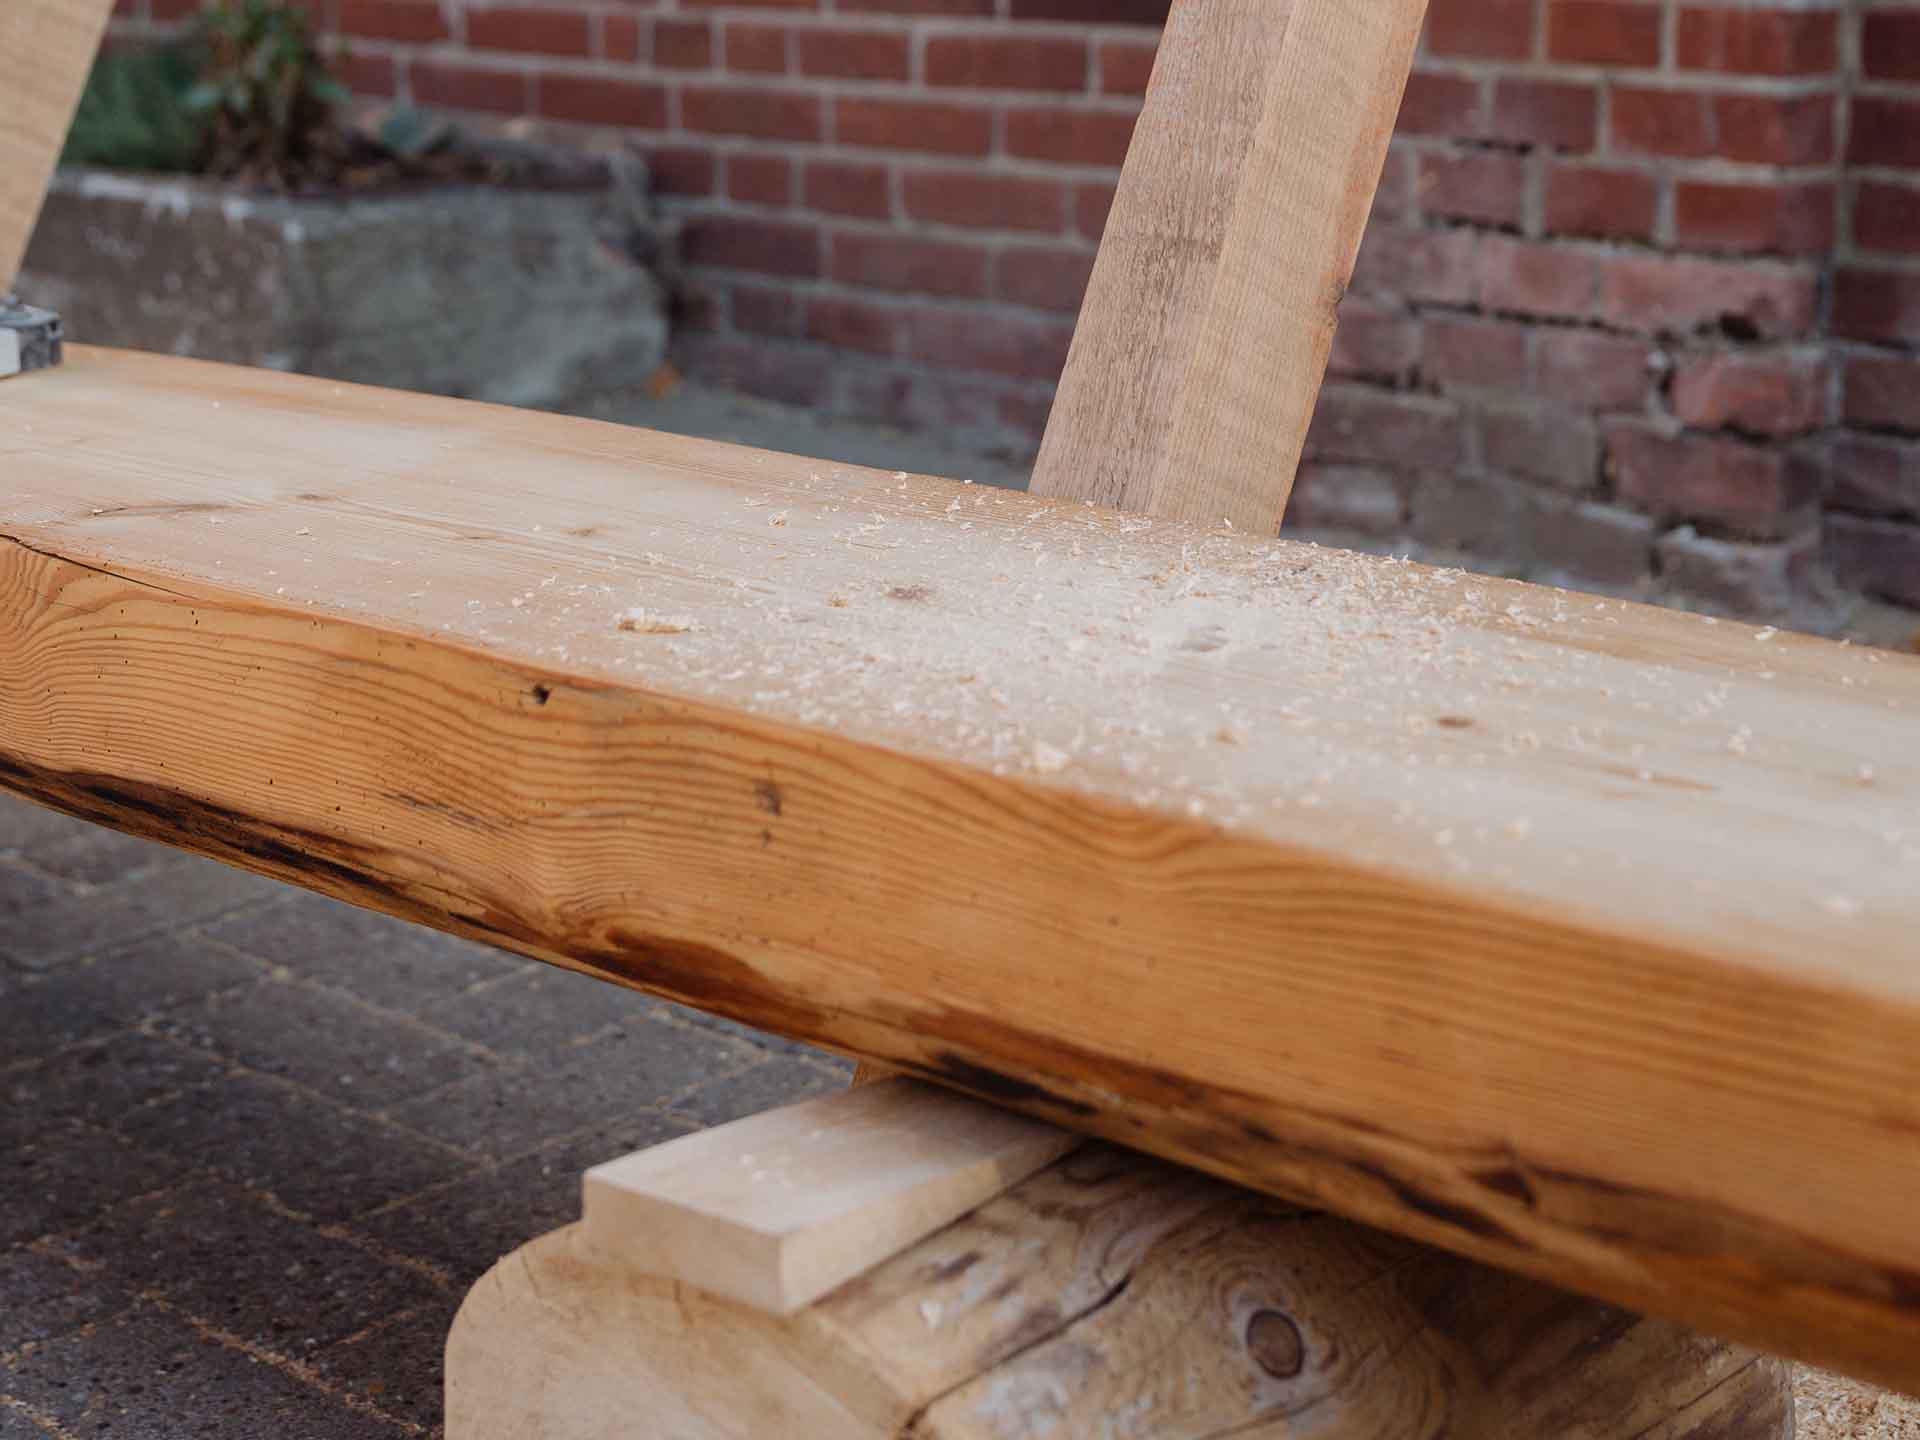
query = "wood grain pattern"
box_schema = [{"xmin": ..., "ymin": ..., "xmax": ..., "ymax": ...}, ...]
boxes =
[
  {"xmin": 583, "ymin": 1079, "xmax": 1077, "ymax": 1314},
  {"xmin": 5, "ymin": 350, "xmax": 1920, "ymax": 1388},
  {"xmin": 451, "ymin": 1144, "xmax": 1793, "ymax": 1439},
  {"xmin": 1029, "ymin": 0, "xmax": 1428, "ymax": 531},
  {"xmin": 0, "ymin": 0, "xmax": 114, "ymax": 291}
]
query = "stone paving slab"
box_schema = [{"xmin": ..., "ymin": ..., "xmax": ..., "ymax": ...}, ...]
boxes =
[
  {"xmin": 0, "ymin": 794, "xmax": 851, "ymax": 1436},
  {"xmin": 6, "ymin": 781, "xmax": 1918, "ymax": 1437}
]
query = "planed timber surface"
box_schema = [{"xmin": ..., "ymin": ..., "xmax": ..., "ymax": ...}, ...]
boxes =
[
  {"xmin": 583, "ymin": 1078, "xmax": 1077, "ymax": 1315},
  {"xmin": 451, "ymin": 1143, "xmax": 1793, "ymax": 1439},
  {"xmin": 1030, "ymin": 0, "xmax": 1427, "ymax": 531},
  {"xmin": 0, "ymin": 0, "xmax": 115, "ymax": 291},
  {"xmin": 3, "ymin": 349, "xmax": 1920, "ymax": 1389}
]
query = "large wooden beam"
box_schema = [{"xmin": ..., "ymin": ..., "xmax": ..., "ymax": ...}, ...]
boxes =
[
  {"xmin": 1, "ymin": 0, "xmax": 115, "ymax": 292},
  {"xmin": 5, "ymin": 349, "xmax": 1920, "ymax": 1390},
  {"xmin": 1030, "ymin": 0, "xmax": 1427, "ymax": 530}
]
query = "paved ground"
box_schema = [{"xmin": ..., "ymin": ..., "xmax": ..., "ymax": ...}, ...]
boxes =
[{"xmin": 0, "ymin": 797, "xmax": 850, "ymax": 1437}]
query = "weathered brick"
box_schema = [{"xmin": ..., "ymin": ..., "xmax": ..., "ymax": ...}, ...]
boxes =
[
  {"xmin": 1408, "ymin": 470, "xmax": 1536, "ymax": 554},
  {"xmin": 409, "ymin": 61, "xmax": 529, "ymax": 116},
  {"xmin": 1676, "ymin": 7, "xmax": 1837, "ymax": 75},
  {"xmin": 724, "ymin": 20, "xmax": 787, "ymax": 72},
  {"xmin": 466, "ymin": 6, "xmax": 589, "ymax": 56},
  {"xmin": 1074, "ymin": 181, "xmax": 1117, "ymax": 241},
  {"xmin": 1426, "ymin": 0, "xmax": 1535, "ymax": 59},
  {"xmin": 672, "ymin": 334, "xmax": 832, "ymax": 409},
  {"xmin": 642, "ymin": 146, "xmax": 717, "ymax": 197},
  {"xmin": 1373, "ymin": 144, "xmax": 1416, "ymax": 223},
  {"xmin": 1099, "ymin": 38, "xmax": 1158, "ymax": 96},
  {"xmin": 1656, "ymin": 525, "xmax": 1825, "ymax": 620},
  {"xmin": 994, "ymin": 245, "xmax": 1096, "ymax": 313},
  {"xmin": 1612, "ymin": 87, "xmax": 1835, "ymax": 165},
  {"xmin": 536, "ymin": 74, "xmax": 668, "ymax": 128},
  {"xmin": 1548, "ymin": 1, "xmax": 1662, "ymax": 67},
  {"xmin": 1829, "ymin": 514, "xmax": 1920, "ymax": 607},
  {"xmin": 1830, "ymin": 434, "xmax": 1920, "ymax": 520},
  {"xmin": 338, "ymin": 0, "xmax": 446, "ymax": 43},
  {"xmin": 1606, "ymin": 422, "xmax": 1818, "ymax": 538},
  {"xmin": 901, "ymin": 170, "xmax": 1067, "ymax": 231},
  {"xmin": 1420, "ymin": 149, "xmax": 1527, "ymax": 228},
  {"xmin": 727, "ymin": 152, "xmax": 792, "ymax": 206},
  {"xmin": 1479, "ymin": 402, "xmax": 1600, "ymax": 491},
  {"xmin": 1476, "ymin": 234, "xmax": 1599, "ymax": 321},
  {"xmin": 1669, "ymin": 350, "xmax": 1831, "ymax": 437},
  {"xmin": 1304, "ymin": 385, "xmax": 1462, "ymax": 467},
  {"xmin": 682, "ymin": 85, "xmax": 822, "ymax": 141},
  {"xmin": 1832, "ymin": 268, "xmax": 1920, "ymax": 347},
  {"xmin": 1004, "ymin": 106, "xmax": 1138, "ymax": 166},
  {"xmin": 837, "ymin": 97, "xmax": 993, "ymax": 155},
  {"xmin": 1544, "ymin": 163, "xmax": 1659, "ymax": 241},
  {"xmin": 653, "ymin": 18, "xmax": 715, "ymax": 68},
  {"xmin": 1855, "ymin": 181, "xmax": 1920, "ymax": 257},
  {"xmin": 684, "ymin": 215, "xmax": 820, "ymax": 278},
  {"xmin": 1850, "ymin": 97, "xmax": 1920, "ymax": 171},
  {"xmin": 1863, "ymin": 9, "xmax": 1920, "ymax": 84},
  {"xmin": 926, "ymin": 33, "xmax": 1088, "ymax": 91},
  {"xmin": 1421, "ymin": 315, "xmax": 1529, "ymax": 390},
  {"xmin": 1397, "ymin": 70, "xmax": 1484, "ymax": 136},
  {"xmin": 797, "ymin": 25, "xmax": 910, "ymax": 80},
  {"xmin": 1488, "ymin": 78, "xmax": 1598, "ymax": 151},
  {"xmin": 1598, "ymin": 255, "xmax": 1817, "ymax": 340},
  {"xmin": 903, "ymin": 307, "xmax": 1076, "ymax": 381},
  {"xmin": 1283, "ymin": 464, "xmax": 1407, "ymax": 535},
  {"xmin": 1673, "ymin": 180, "xmax": 1834, "ymax": 257},
  {"xmin": 1328, "ymin": 300, "xmax": 1420, "ymax": 383},
  {"xmin": 1351, "ymin": 225, "xmax": 1478, "ymax": 305},
  {"xmin": 830, "ymin": 229, "xmax": 988, "ymax": 298},
  {"xmin": 731, "ymin": 283, "xmax": 800, "ymax": 336},
  {"xmin": 806, "ymin": 294, "xmax": 904, "ymax": 354},
  {"xmin": 805, "ymin": 160, "xmax": 891, "ymax": 219},
  {"xmin": 1535, "ymin": 499, "xmax": 1659, "ymax": 586},
  {"xmin": 1845, "ymin": 354, "xmax": 1920, "ymax": 435}
]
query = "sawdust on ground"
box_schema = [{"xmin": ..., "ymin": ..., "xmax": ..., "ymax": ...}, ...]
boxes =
[{"xmin": 1797, "ymin": 1368, "xmax": 1920, "ymax": 1439}]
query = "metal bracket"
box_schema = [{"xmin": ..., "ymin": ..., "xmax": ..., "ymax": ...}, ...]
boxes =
[{"xmin": 0, "ymin": 296, "xmax": 63, "ymax": 378}]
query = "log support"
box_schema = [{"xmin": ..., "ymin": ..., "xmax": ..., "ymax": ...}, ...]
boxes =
[{"xmin": 446, "ymin": 1083, "xmax": 1791, "ymax": 1439}]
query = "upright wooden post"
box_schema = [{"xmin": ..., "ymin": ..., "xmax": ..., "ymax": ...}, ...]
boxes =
[
  {"xmin": 1030, "ymin": 0, "xmax": 1427, "ymax": 531},
  {"xmin": 0, "ymin": 0, "xmax": 116, "ymax": 292}
]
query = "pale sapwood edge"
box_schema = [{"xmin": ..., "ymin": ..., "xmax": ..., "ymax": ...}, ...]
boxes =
[{"xmin": 3, "ymin": 348, "xmax": 1918, "ymax": 1391}]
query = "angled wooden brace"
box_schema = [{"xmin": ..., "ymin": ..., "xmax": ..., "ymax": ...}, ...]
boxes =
[
  {"xmin": 0, "ymin": 0, "xmax": 115, "ymax": 376},
  {"xmin": 1031, "ymin": 0, "xmax": 1424, "ymax": 531}
]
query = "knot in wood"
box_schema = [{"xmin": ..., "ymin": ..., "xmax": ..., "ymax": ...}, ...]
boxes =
[{"xmin": 1245, "ymin": 1309, "xmax": 1304, "ymax": 1379}]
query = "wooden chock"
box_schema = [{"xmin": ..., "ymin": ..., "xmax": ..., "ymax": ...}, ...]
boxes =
[{"xmin": 447, "ymin": 1083, "xmax": 1793, "ymax": 1439}]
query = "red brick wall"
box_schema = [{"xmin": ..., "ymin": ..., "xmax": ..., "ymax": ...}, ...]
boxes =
[
  {"xmin": 106, "ymin": 0, "xmax": 1920, "ymax": 619},
  {"xmin": 1831, "ymin": 1, "xmax": 1920, "ymax": 610}
]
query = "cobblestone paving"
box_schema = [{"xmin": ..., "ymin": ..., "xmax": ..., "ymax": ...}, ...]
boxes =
[{"xmin": 0, "ymin": 796, "xmax": 850, "ymax": 1437}]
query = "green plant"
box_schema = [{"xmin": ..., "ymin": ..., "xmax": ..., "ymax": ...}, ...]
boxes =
[
  {"xmin": 62, "ymin": 43, "xmax": 208, "ymax": 173},
  {"xmin": 185, "ymin": 0, "xmax": 351, "ymax": 187}
]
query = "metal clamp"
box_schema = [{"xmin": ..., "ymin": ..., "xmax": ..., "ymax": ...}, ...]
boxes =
[{"xmin": 0, "ymin": 295, "xmax": 63, "ymax": 378}]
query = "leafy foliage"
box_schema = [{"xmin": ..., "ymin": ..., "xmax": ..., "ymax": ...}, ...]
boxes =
[
  {"xmin": 62, "ymin": 43, "xmax": 208, "ymax": 173},
  {"xmin": 186, "ymin": 0, "xmax": 351, "ymax": 187}
]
